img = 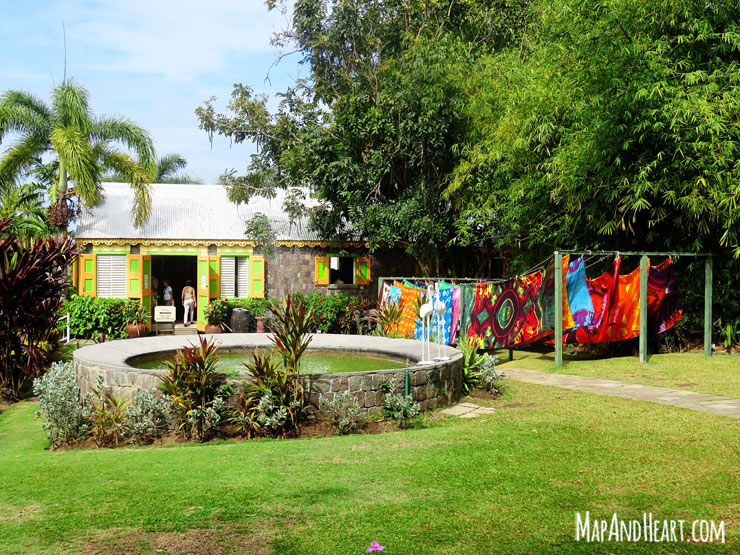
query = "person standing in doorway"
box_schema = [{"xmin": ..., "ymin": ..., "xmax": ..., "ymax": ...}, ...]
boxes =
[
  {"xmin": 182, "ymin": 280, "xmax": 196, "ymax": 326},
  {"xmin": 163, "ymin": 280, "xmax": 174, "ymax": 306}
]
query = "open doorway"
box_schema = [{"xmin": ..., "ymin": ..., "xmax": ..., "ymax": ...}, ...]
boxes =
[{"xmin": 151, "ymin": 255, "xmax": 197, "ymax": 323}]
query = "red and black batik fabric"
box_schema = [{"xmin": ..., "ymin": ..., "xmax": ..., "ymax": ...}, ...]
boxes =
[{"xmin": 648, "ymin": 258, "xmax": 683, "ymax": 334}]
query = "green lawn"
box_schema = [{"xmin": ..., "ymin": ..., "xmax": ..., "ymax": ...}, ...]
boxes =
[
  {"xmin": 1, "ymin": 380, "xmax": 738, "ymax": 554},
  {"xmin": 497, "ymin": 350, "xmax": 740, "ymax": 398}
]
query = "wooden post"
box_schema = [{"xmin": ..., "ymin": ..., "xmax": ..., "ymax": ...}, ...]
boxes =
[
  {"xmin": 554, "ymin": 251, "xmax": 563, "ymax": 367},
  {"xmin": 508, "ymin": 349, "xmax": 514, "ymax": 362},
  {"xmin": 639, "ymin": 255, "xmax": 648, "ymax": 363},
  {"xmin": 704, "ymin": 256, "xmax": 713, "ymax": 357}
]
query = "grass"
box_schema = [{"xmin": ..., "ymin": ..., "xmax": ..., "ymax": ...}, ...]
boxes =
[
  {"xmin": 1, "ymin": 380, "xmax": 739, "ymax": 553},
  {"xmin": 497, "ymin": 349, "xmax": 740, "ymax": 398}
]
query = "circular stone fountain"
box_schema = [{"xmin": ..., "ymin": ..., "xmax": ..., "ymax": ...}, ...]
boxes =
[{"xmin": 73, "ymin": 334, "xmax": 463, "ymax": 415}]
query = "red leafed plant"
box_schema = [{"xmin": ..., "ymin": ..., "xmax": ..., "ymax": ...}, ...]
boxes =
[{"xmin": 0, "ymin": 219, "xmax": 78, "ymax": 399}]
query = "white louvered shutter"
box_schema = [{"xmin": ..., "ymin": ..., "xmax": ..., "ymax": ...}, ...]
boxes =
[
  {"xmin": 220, "ymin": 256, "xmax": 236, "ymax": 297},
  {"xmin": 236, "ymin": 257, "xmax": 250, "ymax": 297},
  {"xmin": 96, "ymin": 255, "xmax": 127, "ymax": 297}
]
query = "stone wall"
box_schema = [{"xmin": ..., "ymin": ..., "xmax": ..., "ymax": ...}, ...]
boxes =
[
  {"xmin": 303, "ymin": 357, "xmax": 463, "ymax": 416},
  {"xmin": 265, "ymin": 245, "xmax": 415, "ymax": 299}
]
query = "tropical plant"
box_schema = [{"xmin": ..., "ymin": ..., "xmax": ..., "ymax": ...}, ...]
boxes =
[
  {"xmin": 159, "ymin": 336, "xmax": 230, "ymax": 441},
  {"xmin": 0, "ymin": 80, "xmax": 156, "ymax": 231},
  {"xmin": 122, "ymin": 299, "xmax": 149, "ymax": 325},
  {"xmin": 380, "ymin": 379, "xmax": 421, "ymax": 429},
  {"xmin": 104, "ymin": 152, "xmax": 202, "ymax": 184},
  {"xmin": 267, "ymin": 294, "xmax": 316, "ymax": 372},
  {"xmin": 33, "ymin": 361, "xmax": 90, "ymax": 447},
  {"xmin": 238, "ymin": 349, "xmax": 307, "ymax": 438},
  {"xmin": 204, "ymin": 297, "xmax": 231, "ymax": 329},
  {"xmin": 458, "ymin": 335, "xmax": 487, "ymax": 395},
  {"xmin": 88, "ymin": 375, "xmax": 131, "ymax": 447},
  {"xmin": 0, "ymin": 219, "xmax": 77, "ymax": 398},
  {"xmin": 0, "ymin": 182, "xmax": 54, "ymax": 238},
  {"xmin": 372, "ymin": 302, "xmax": 404, "ymax": 337},
  {"xmin": 319, "ymin": 391, "xmax": 365, "ymax": 435}
]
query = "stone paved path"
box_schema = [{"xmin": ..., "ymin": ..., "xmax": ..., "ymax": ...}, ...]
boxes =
[
  {"xmin": 504, "ymin": 367, "xmax": 740, "ymax": 419},
  {"xmin": 440, "ymin": 402, "xmax": 496, "ymax": 418}
]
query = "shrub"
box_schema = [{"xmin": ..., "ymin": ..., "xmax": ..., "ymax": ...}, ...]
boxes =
[
  {"xmin": 338, "ymin": 297, "xmax": 377, "ymax": 334},
  {"xmin": 60, "ymin": 295, "xmax": 129, "ymax": 339},
  {"xmin": 478, "ymin": 356, "xmax": 505, "ymax": 394},
  {"xmin": 458, "ymin": 335, "xmax": 487, "ymax": 394},
  {"xmin": 88, "ymin": 375, "xmax": 131, "ymax": 447},
  {"xmin": 372, "ymin": 302, "xmax": 404, "ymax": 337},
  {"xmin": 381, "ymin": 378, "xmax": 421, "ymax": 429},
  {"xmin": 320, "ymin": 391, "xmax": 365, "ymax": 434},
  {"xmin": 125, "ymin": 389, "xmax": 176, "ymax": 443},
  {"xmin": 225, "ymin": 297, "xmax": 271, "ymax": 331},
  {"xmin": 33, "ymin": 361, "xmax": 89, "ymax": 447},
  {"xmin": 204, "ymin": 297, "xmax": 232, "ymax": 328},
  {"xmin": 0, "ymin": 220, "xmax": 77, "ymax": 397},
  {"xmin": 159, "ymin": 336, "xmax": 230, "ymax": 441},
  {"xmin": 239, "ymin": 349, "xmax": 306, "ymax": 438},
  {"xmin": 298, "ymin": 292, "xmax": 351, "ymax": 333}
]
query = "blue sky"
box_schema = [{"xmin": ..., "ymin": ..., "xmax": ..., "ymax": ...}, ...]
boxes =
[{"xmin": 0, "ymin": 0, "xmax": 303, "ymax": 183}]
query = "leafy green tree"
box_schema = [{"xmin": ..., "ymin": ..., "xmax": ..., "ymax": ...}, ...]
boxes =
[
  {"xmin": 104, "ymin": 152, "xmax": 203, "ymax": 184},
  {"xmin": 0, "ymin": 80, "xmax": 156, "ymax": 230},
  {"xmin": 198, "ymin": 0, "xmax": 529, "ymax": 275}
]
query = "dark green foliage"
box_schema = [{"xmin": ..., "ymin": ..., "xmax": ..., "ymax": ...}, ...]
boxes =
[
  {"xmin": 295, "ymin": 292, "xmax": 351, "ymax": 333},
  {"xmin": 60, "ymin": 296, "xmax": 130, "ymax": 339},
  {"xmin": 159, "ymin": 336, "xmax": 230, "ymax": 441},
  {"xmin": 204, "ymin": 297, "xmax": 232, "ymax": 328},
  {"xmin": 198, "ymin": 0, "xmax": 529, "ymax": 275},
  {"xmin": 0, "ymin": 219, "xmax": 77, "ymax": 398}
]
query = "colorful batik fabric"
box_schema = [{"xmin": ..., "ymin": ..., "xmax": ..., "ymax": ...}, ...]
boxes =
[
  {"xmin": 393, "ymin": 280, "xmax": 425, "ymax": 338},
  {"xmin": 387, "ymin": 285, "xmax": 402, "ymax": 307},
  {"xmin": 379, "ymin": 281, "xmax": 390, "ymax": 308},
  {"xmin": 648, "ymin": 258, "xmax": 683, "ymax": 334},
  {"xmin": 449, "ymin": 287, "xmax": 462, "ymax": 345},
  {"xmin": 413, "ymin": 288, "xmax": 454, "ymax": 345},
  {"xmin": 459, "ymin": 283, "xmax": 477, "ymax": 344},
  {"xmin": 566, "ymin": 256, "xmax": 595, "ymax": 329}
]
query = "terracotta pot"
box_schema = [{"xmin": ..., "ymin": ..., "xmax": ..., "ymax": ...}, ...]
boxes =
[
  {"xmin": 255, "ymin": 317, "xmax": 265, "ymax": 333},
  {"xmin": 205, "ymin": 324, "xmax": 223, "ymax": 334},
  {"xmin": 126, "ymin": 323, "xmax": 147, "ymax": 338}
]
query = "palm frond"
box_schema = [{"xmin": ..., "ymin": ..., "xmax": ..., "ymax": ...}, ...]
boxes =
[
  {"xmin": 0, "ymin": 104, "xmax": 52, "ymax": 144},
  {"xmin": 0, "ymin": 136, "xmax": 46, "ymax": 189},
  {"xmin": 51, "ymin": 80, "xmax": 93, "ymax": 132},
  {"xmin": 98, "ymin": 146, "xmax": 152, "ymax": 226},
  {"xmin": 0, "ymin": 89, "xmax": 52, "ymax": 120},
  {"xmin": 156, "ymin": 153, "xmax": 187, "ymax": 180},
  {"xmin": 51, "ymin": 126, "xmax": 99, "ymax": 205},
  {"xmin": 92, "ymin": 116, "xmax": 155, "ymax": 175}
]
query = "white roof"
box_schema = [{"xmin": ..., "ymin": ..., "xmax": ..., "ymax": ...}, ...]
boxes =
[{"xmin": 75, "ymin": 182, "xmax": 323, "ymax": 242}]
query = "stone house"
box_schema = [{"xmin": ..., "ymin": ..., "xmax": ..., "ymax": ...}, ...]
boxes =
[{"xmin": 73, "ymin": 183, "xmax": 414, "ymax": 330}]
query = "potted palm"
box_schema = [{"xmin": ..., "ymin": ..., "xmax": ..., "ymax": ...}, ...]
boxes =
[
  {"xmin": 204, "ymin": 298, "xmax": 230, "ymax": 334},
  {"xmin": 123, "ymin": 300, "xmax": 149, "ymax": 338}
]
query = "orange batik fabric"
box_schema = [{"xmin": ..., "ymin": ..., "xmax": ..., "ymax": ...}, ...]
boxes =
[{"xmin": 393, "ymin": 280, "xmax": 425, "ymax": 338}]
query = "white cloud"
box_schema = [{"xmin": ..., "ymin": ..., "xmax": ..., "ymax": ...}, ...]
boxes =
[{"xmin": 64, "ymin": 0, "xmax": 294, "ymax": 79}]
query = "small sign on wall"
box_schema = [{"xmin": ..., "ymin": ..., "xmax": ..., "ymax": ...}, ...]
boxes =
[
  {"xmin": 201, "ymin": 275, "xmax": 207, "ymax": 289},
  {"xmin": 154, "ymin": 306, "xmax": 176, "ymax": 323}
]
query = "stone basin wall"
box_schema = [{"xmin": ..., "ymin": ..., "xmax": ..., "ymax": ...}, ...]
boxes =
[{"xmin": 73, "ymin": 334, "xmax": 463, "ymax": 415}]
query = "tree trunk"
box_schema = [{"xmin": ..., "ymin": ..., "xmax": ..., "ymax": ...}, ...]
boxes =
[{"xmin": 56, "ymin": 159, "xmax": 68, "ymax": 236}]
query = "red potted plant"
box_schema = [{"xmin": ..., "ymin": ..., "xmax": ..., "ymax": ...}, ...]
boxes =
[{"xmin": 204, "ymin": 298, "xmax": 230, "ymax": 334}]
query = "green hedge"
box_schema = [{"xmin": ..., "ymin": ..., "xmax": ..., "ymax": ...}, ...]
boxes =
[{"xmin": 60, "ymin": 296, "xmax": 130, "ymax": 339}]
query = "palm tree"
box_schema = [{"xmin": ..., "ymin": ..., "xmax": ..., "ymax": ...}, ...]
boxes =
[
  {"xmin": 0, "ymin": 80, "xmax": 156, "ymax": 231},
  {"xmin": 103, "ymin": 152, "xmax": 203, "ymax": 184}
]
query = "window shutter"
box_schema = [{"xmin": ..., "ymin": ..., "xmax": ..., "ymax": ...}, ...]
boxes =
[
  {"xmin": 208, "ymin": 256, "xmax": 220, "ymax": 299},
  {"xmin": 220, "ymin": 256, "xmax": 236, "ymax": 297},
  {"xmin": 237, "ymin": 257, "xmax": 250, "ymax": 297},
  {"xmin": 249, "ymin": 255, "xmax": 265, "ymax": 298},
  {"xmin": 315, "ymin": 256, "xmax": 330, "ymax": 285},
  {"xmin": 127, "ymin": 254, "xmax": 143, "ymax": 298},
  {"xmin": 96, "ymin": 255, "xmax": 127, "ymax": 298},
  {"xmin": 79, "ymin": 254, "xmax": 96, "ymax": 296},
  {"xmin": 356, "ymin": 257, "xmax": 371, "ymax": 285},
  {"xmin": 197, "ymin": 255, "xmax": 210, "ymax": 329}
]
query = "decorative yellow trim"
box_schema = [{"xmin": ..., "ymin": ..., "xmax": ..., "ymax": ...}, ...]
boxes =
[{"xmin": 79, "ymin": 238, "xmax": 370, "ymax": 248}]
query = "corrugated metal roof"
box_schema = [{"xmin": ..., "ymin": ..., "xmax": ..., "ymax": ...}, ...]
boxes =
[{"xmin": 75, "ymin": 183, "xmax": 324, "ymax": 241}]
